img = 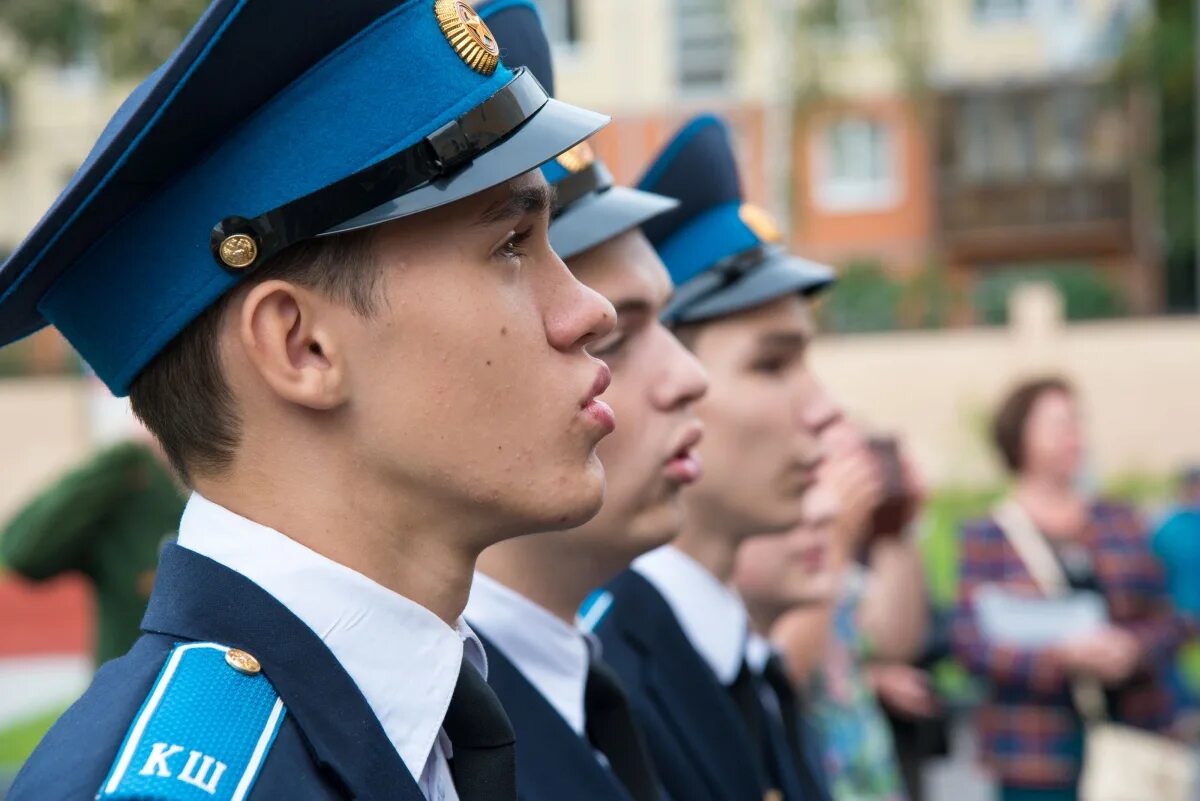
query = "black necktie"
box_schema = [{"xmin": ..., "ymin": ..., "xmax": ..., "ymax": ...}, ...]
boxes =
[
  {"xmin": 442, "ymin": 657, "xmax": 517, "ymax": 801},
  {"xmin": 584, "ymin": 659, "xmax": 662, "ymax": 801},
  {"xmin": 761, "ymin": 653, "xmax": 828, "ymax": 801},
  {"xmin": 728, "ymin": 661, "xmax": 769, "ymax": 782}
]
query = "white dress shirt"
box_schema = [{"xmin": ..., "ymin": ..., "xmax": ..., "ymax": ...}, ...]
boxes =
[
  {"xmin": 464, "ymin": 572, "xmax": 594, "ymax": 737},
  {"xmin": 633, "ymin": 545, "xmax": 750, "ymax": 685},
  {"xmin": 177, "ymin": 492, "xmax": 484, "ymax": 801}
]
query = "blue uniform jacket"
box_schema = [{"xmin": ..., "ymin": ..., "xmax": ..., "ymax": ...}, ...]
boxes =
[
  {"xmin": 9, "ymin": 544, "xmax": 426, "ymax": 801},
  {"xmin": 594, "ymin": 570, "xmax": 768, "ymax": 801},
  {"xmin": 479, "ymin": 633, "xmax": 643, "ymax": 801}
]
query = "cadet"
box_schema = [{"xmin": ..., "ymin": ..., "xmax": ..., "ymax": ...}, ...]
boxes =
[
  {"xmin": 460, "ymin": 4, "xmax": 706, "ymax": 801},
  {"xmin": 593, "ymin": 116, "xmax": 840, "ymax": 801},
  {"xmin": 2, "ymin": 0, "xmax": 618, "ymax": 798}
]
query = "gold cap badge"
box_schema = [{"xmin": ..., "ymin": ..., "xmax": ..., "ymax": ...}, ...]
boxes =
[
  {"xmin": 739, "ymin": 204, "xmax": 783, "ymax": 244},
  {"xmin": 436, "ymin": 0, "xmax": 500, "ymax": 76},
  {"xmin": 219, "ymin": 234, "xmax": 258, "ymax": 269},
  {"xmin": 556, "ymin": 141, "xmax": 596, "ymax": 174},
  {"xmin": 225, "ymin": 648, "xmax": 262, "ymax": 675}
]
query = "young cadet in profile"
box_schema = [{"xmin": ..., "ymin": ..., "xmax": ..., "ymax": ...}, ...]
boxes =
[
  {"xmin": 591, "ymin": 115, "xmax": 842, "ymax": 801},
  {"xmin": 2, "ymin": 1, "xmax": 619, "ymax": 799},
  {"xmin": 462, "ymin": 4, "xmax": 707, "ymax": 801}
]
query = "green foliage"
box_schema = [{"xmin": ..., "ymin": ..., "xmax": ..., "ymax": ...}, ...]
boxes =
[
  {"xmin": 0, "ymin": 0, "xmax": 207, "ymax": 78},
  {"xmin": 1117, "ymin": 0, "xmax": 1197, "ymax": 311},
  {"xmin": 972, "ymin": 264, "xmax": 1127, "ymax": 325},
  {"xmin": 0, "ymin": 705, "xmax": 66, "ymax": 768},
  {"xmin": 819, "ymin": 260, "xmax": 903, "ymax": 333}
]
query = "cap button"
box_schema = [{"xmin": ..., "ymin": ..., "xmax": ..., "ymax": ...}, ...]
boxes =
[
  {"xmin": 225, "ymin": 648, "xmax": 262, "ymax": 675},
  {"xmin": 219, "ymin": 233, "xmax": 259, "ymax": 269}
]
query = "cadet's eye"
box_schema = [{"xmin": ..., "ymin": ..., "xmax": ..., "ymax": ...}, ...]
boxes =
[
  {"xmin": 496, "ymin": 228, "xmax": 533, "ymax": 261},
  {"xmin": 750, "ymin": 354, "xmax": 794, "ymax": 376},
  {"xmin": 589, "ymin": 332, "xmax": 627, "ymax": 359}
]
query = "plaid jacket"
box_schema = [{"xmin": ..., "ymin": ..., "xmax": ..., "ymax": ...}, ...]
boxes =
[{"xmin": 951, "ymin": 500, "xmax": 1184, "ymax": 789}]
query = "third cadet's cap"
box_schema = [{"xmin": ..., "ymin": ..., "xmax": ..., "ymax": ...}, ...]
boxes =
[
  {"xmin": 0, "ymin": 0, "xmax": 607, "ymax": 395},
  {"xmin": 638, "ymin": 115, "xmax": 835, "ymax": 325},
  {"xmin": 478, "ymin": 0, "xmax": 677, "ymax": 260}
]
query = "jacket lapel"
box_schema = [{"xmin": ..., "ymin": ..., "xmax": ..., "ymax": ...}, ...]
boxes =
[
  {"xmin": 142, "ymin": 544, "xmax": 424, "ymax": 801},
  {"xmin": 480, "ymin": 635, "xmax": 633, "ymax": 801},
  {"xmin": 606, "ymin": 571, "xmax": 763, "ymax": 800}
]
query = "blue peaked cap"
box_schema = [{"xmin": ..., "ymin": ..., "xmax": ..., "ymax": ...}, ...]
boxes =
[
  {"xmin": 478, "ymin": 0, "xmax": 677, "ymax": 260},
  {"xmin": 0, "ymin": 0, "xmax": 607, "ymax": 394},
  {"xmin": 638, "ymin": 115, "xmax": 835, "ymax": 325}
]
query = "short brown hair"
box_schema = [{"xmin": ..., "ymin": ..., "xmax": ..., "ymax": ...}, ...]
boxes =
[
  {"xmin": 991, "ymin": 376, "xmax": 1074, "ymax": 474},
  {"xmin": 129, "ymin": 230, "xmax": 381, "ymax": 483}
]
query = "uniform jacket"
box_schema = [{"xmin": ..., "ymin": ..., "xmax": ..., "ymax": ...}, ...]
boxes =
[
  {"xmin": 595, "ymin": 569, "xmax": 768, "ymax": 801},
  {"xmin": 480, "ymin": 633, "xmax": 642, "ymax": 801},
  {"xmin": 10, "ymin": 544, "xmax": 426, "ymax": 801},
  {"xmin": 951, "ymin": 500, "xmax": 1184, "ymax": 789}
]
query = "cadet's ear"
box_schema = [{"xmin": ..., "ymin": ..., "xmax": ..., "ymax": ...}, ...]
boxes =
[{"xmin": 237, "ymin": 280, "xmax": 350, "ymax": 410}]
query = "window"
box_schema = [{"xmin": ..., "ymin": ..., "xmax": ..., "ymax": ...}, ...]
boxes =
[
  {"xmin": 959, "ymin": 96, "xmax": 1035, "ymax": 181},
  {"xmin": 834, "ymin": 0, "xmax": 885, "ymax": 38},
  {"xmin": 813, "ymin": 117, "xmax": 899, "ymax": 212},
  {"xmin": 538, "ymin": 0, "xmax": 580, "ymax": 47},
  {"xmin": 676, "ymin": 0, "xmax": 734, "ymax": 94},
  {"xmin": 973, "ymin": 0, "xmax": 1028, "ymax": 22}
]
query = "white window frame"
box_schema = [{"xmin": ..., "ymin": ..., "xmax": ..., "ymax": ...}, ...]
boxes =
[{"xmin": 811, "ymin": 116, "xmax": 900, "ymax": 213}]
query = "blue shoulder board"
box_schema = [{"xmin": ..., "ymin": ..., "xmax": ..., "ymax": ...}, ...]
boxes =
[
  {"xmin": 98, "ymin": 643, "xmax": 286, "ymax": 801},
  {"xmin": 577, "ymin": 589, "xmax": 614, "ymax": 633}
]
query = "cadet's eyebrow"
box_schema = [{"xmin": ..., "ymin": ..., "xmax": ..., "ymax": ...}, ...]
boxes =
[
  {"xmin": 757, "ymin": 331, "xmax": 810, "ymax": 351},
  {"xmin": 475, "ymin": 183, "xmax": 557, "ymax": 226}
]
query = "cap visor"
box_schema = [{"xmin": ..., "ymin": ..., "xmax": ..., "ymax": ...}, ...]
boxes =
[
  {"xmin": 550, "ymin": 186, "xmax": 678, "ymax": 261},
  {"xmin": 325, "ymin": 97, "xmax": 608, "ymax": 234},
  {"xmin": 670, "ymin": 250, "xmax": 835, "ymax": 324}
]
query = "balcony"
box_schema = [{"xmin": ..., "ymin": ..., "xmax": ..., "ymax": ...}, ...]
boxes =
[{"xmin": 935, "ymin": 80, "xmax": 1141, "ymax": 264}]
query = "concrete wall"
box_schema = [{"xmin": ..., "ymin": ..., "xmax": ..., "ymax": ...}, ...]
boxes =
[{"xmin": 812, "ymin": 285, "xmax": 1200, "ymax": 488}]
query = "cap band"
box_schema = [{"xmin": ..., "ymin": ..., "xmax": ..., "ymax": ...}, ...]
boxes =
[{"xmin": 211, "ymin": 67, "xmax": 548, "ymax": 271}]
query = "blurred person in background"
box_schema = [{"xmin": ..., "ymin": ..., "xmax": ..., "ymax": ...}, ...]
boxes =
[
  {"xmin": 773, "ymin": 422, "xmax": 928, "ymax": 801},
  {"xmin": 1150, "ymin": 466, "xmax": 1200, "ymax": 720},
  {"xmin": 1152, "ymin": 466, "xmax": 1200, "ymax": 622},
  {"xmin": 952, "ymin": 377, "xmax": 1183, "ymax": 801},
  {"xmin": 0, "ymin": 384, "xmax": 183, "ymax": 666},
  {"xmin": 733, "ymin": 483, "xmax": 843, "ymax": 801}
]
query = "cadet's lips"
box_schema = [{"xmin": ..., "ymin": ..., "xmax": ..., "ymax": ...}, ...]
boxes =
[
  {"xmin": 664, "ymin": 422, "xmax": 704, "ymax": 484},
  {"xmin": 580, "ymin": 362, "xmax": 615, "ymax": 434}
]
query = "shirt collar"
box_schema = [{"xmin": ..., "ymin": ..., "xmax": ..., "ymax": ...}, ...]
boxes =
[
  {"xmin": 465, "ymin": 572, "xmax": 593, "ymax": 736},
  {"xmin": 176, "ymin": 492, "xmax": 484, "ymax": 782},
  {"xmin": 745, "ymin": 632, "xmax": 775, "ymax": 674},
  {"xmin": 633, "ymin": 545, "xmax": 749, "ymax": 684}
]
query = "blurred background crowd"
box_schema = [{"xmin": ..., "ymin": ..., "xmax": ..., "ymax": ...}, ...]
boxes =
[{"xmin": 1, "ymin": 1, "xmax": 1200, "ymax": 799}]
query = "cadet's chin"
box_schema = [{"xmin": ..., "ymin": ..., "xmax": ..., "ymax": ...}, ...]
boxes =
[{"xmin": 534, "ymin": 454, "xmax": 607, "ymax": 533}]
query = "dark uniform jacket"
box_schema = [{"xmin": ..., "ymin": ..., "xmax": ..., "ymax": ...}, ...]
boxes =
[
  {"xmin": 595, "ymin": 569, "xmax": 772, "ymax": 801},
  {"xmin": 480, "ymin": 634, "xmax": 643, "ymax": 801},
  {"xmin": 9, "ymin": 544, "xmax": 426, "ymax": 801}
]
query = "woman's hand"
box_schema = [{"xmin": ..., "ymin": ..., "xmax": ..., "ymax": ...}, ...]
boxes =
[{"xmin": 1055, "ymin": 626, "xmax": 1142, "ymax": 686}]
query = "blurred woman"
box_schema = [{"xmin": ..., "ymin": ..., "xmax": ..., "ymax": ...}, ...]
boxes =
[{"xmin": 952, "ymin": 377, "xmax": 1183, "ymax": 801}]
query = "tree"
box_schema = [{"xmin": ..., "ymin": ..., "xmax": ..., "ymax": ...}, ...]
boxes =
[
  {"xmin": 0, "ymin": 0, "xmax": 206, "ymax": 79},
  {"xmin": 1119, "ymin": 0, "xmax": 1197, "ymax": 311}
]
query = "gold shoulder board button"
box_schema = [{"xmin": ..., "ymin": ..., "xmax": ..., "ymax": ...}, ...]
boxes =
[{"xmin": 225, "ymin": 648, "xmax": 262, "ymax": 675}]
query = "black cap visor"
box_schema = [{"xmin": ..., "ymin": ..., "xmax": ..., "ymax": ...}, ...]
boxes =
[
  {"xmin": 326, "ymin": 93, "xmax": 606, "ymax": 235},
  {"xmin": 551, "ymin": 186, "xmax": 679, "ymax": 261},
  {"xmin": 664, "ymin": 247, "xmax": 835, "ymax": 325}
]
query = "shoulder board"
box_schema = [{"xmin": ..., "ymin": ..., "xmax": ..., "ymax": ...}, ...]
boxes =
[
  {"xmin": 577, "ymin": 589, "xmax": 614, "ymax": 633},
  {"xmin": 98, "ymin": 642, "xmax": 286, "ymax": 801}
]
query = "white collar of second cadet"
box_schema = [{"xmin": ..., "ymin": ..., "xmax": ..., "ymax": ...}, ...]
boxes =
[
  {"xmin": 632, "ymin": 545, "xmax": 750, "ymax": 685},
  {"xmin": 176, "ymin": 492, "xmax": 487, "ymax": 781},
  {"xmin": 464, "ymin": 572, "xmax": 596, "ymax": 737}
]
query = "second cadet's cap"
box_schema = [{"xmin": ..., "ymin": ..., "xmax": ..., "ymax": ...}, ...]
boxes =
[
  {"xmin": 638, "ymin": 115, "xmax": 835, "ymax": 325},
  {"xmin": 0, "ymin": 0, "xmax": 608, "ymax": 395},
  {"xmin": 478, "ymin": 0, "xmax": 677, "ymax": 261}
]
